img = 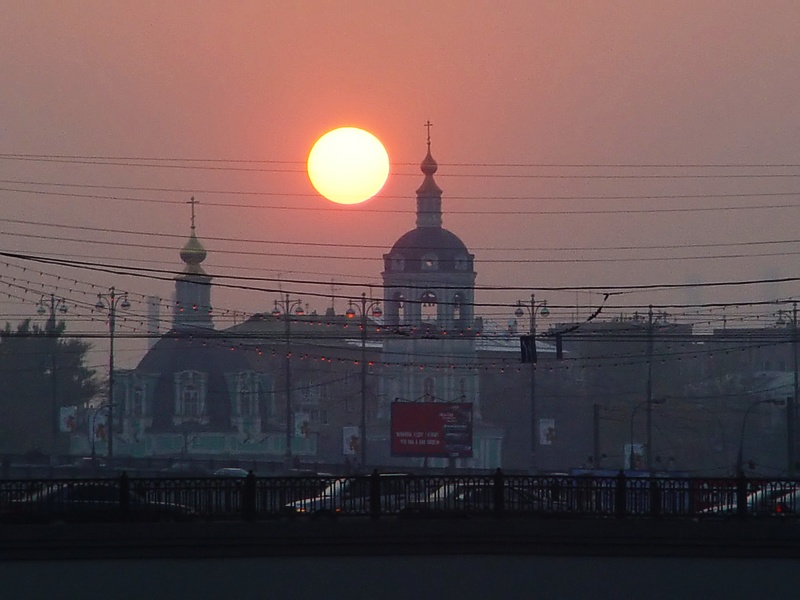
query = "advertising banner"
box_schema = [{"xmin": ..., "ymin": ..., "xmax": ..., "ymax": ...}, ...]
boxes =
[
  {"xmin": 342, "ymin": 426, "xmax": 360, "ymax": 456},
  {"xmin": 88, "ymin": 412, "xmax": 107, "ymax": 443},
  {"xmin": 60, "ymin": 406, "xmax": 77, "ymax": 433},
  {"xmin": 391, "ymin": 401, "xmax": 473, "ymax": 458},
  {"xmin": 294, "ymin": 412, "xmax": 311, "ymax": 437},
  {"xmin": 538, "ymin": 418, "xmax": 555, "ymax": 446}
]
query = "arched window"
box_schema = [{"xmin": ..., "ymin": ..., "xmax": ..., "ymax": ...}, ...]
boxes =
[
  {"xmin": 175, "ymin": 371, "xmax": 206, "ymax": 418},
  {"xmin": 453, "ymin": 292, "xmax": 465, "ymax": 324},
  {"xmin": 421, "ymin": 254, "xmax": 438, "ymax": 271},
  {"xmin": 424, "ymin": 377, "xmax": 435, "ymax": 400},
  {"xmin": 421, "ymin": 291, "xmax": 437, "ymax": 322},
  {"xmin": 236, "ymin": 371, "xmax": 261, "ymax": 417},
  {"xmin": 132, "ymin": 385, "xmax": 144, "ymax": 416}
]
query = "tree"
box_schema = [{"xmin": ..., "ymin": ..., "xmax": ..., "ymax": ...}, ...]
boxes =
[{"xmin": 0, "ymin": 319, "xmax": 99, "ymax": 454}]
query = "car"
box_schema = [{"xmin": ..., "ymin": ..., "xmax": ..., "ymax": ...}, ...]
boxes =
[
  {"xmin": 159, "ymin": 461, "xmax": 208, "ymax": 476},
  {"xmin": 399, "ymin": 483, "xmax": 566, "ymax": 517},
  {"xmin": 697, "ymin": 485, "xmax": 797, "ymax": 517},
  {"xmin": 213, "ymin": 467, "xmax": 250, "ymax": 478},
  {"xmin": 52, "ymin": 457, "xmax": 109, "ymax": 476},
  {"xmin": 0, "ymin": 482, "xmax": 195, "ymax": 523},
  {"xmin": 285, "ymin": 473, "xmax": 412, "ymax": 516}
]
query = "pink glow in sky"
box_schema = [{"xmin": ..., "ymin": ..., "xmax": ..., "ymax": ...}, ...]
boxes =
[{"xmin": 1, "ymin": 1, "xmax": 800, "ymax": 365}]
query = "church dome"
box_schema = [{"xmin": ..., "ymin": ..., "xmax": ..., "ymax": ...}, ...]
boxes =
[
  {"xmin": 385, "ymin": 227, "xmax": 473, "ymax": 274},
  {"xmin": 180, "ymin": 233, "xmax": 207, "ymax": 275}
]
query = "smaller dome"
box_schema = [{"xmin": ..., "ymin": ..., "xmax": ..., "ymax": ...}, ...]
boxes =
[
  {"xmin": 180, "ymin": 233, "xmax": 207, "ymax": 274},
  {"xmin": 421, "ymin": 148, "xmax": 438, "ymax": 176}
]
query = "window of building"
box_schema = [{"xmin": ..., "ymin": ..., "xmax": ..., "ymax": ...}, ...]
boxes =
[
  {"xmin": 421, "ymin": 291, "xmax": 437, "ymax": 322},
  {"xmin": 175, "ymin": 371, "xmax": 205, "ymax": 418},
  {"xmin": 131, "ymin": 385, "xmax": 144, "ymax": 416},
  {"xmin": 455, "ymin": 255, "xmax": 469, "ymax": 271},
  {"xmin": 421, "ymin": 254, "xmax": 438, "ymax": 271}
]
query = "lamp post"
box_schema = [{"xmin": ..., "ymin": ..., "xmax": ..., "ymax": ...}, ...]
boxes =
[
  {"xmin": 95, "ymin": 287, "xmax": 130, "ymax": 461},
  {"xmin": 346, "ymin": 292, "xmax": 382, "ymax": 469},
  {"xmin": 736, "ymin": 398, "xmax": 785, "ymax": 476},
  {"xmin": 36, "ymin": 294, "xmax": 68, "ymax": 458},
  {"xmin": 272, "ymin": 294, "xmax": 305, "ymax": 466},
  {"xmin": 515, "ymin": 294, "xmax": 549, "ymax": 473},
  {"xmin": 629, "ymin": 397, "xmax": 666, "ymax": 470}
]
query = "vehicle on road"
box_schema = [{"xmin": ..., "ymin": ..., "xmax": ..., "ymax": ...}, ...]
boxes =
[
  {"xmin": 0, "ymin": 482, "xmax": 195, "ymax": 523},
  {"xmin": 399, "ymin": 483, "xmax": 566, "ymax": 517},
  {"xmin": 285, "ymin": 473, "xmax": 413, "ymax": 516},
  {"xmin": 698, "ymin": 484, "xmax": 797, "ymax": 517},
  {"xmin": 213, "ymin": 467, "xmax": 250, "ymax": 478}
]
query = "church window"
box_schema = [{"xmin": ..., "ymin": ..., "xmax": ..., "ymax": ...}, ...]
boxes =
[
  {"xmin": 424, "ymin": 377, "xmax": 435, "ymax": 400},
  {"xmin": 421, "ymin": 254, "xmax": 438, "ymax": 271},
  {"xmin": 391, "ymin": 255, "xmax": 405, "ymax": 271},
  {"xmin": 175, "ymin": 371, "xmax": 205, "ymax": 418},
  {"xmin": 453, "ymin": 292, "xmax": 465, "ymax": 323},
  {"xmin": 236, "ymin": 371, "xmax": 261, "ymax": 417},
  {"xmin": 455, "ymin": 255, "xmax": 469, "ymax": 271},
  {"xmin": 421, "ymin": 291, "xmax": 437, "ymax": 322},
  {"xmin": 131, "ymin": 385, "xmax": 145, "ymax": 417}
]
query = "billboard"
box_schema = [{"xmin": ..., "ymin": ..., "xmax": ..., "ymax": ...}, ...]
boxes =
[
  {"xmin": 391, "ymin": 401, "xmax": 473, "ymax": 458},
  {"xmin": 342, "ymin": 426, "xmax": 360, "ymax": 456}
]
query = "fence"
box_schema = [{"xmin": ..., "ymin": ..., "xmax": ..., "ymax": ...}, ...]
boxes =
[{"xmin": 0, "ymin": 470, "xmax": 798, "ymax": 523}]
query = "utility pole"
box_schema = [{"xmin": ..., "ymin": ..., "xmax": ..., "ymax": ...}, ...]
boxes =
[
  {"xmin": 272, "ymin": 295, "xmax": 304, "ymax": 468},
  {"xmin": 515, "ymin": 294, "xmax": 549, "ymax": 473},
  {"xmin": 593, "ymin": 403, "xmax": 600, "ymax": 468},
  {"xmin": 346, "ymin": 293, "xmax": 382, "ymax": 469},
  {"xmin": 95, "ymin": 287, "xmax": 130, "ymax": 460},
  {"xmin": 791, "ymin": 302, "xmax": 798, "ymax": 477},
  {"xmin": 645, "ymin": 305, "xmax": 654, "ymax": 471},
  {"xmin": 36, "ymin": 294, "xmax": 68, "ymax": 459}
]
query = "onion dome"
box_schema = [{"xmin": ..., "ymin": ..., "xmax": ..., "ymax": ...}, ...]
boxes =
[{"xmin": 180, "ymin": 232, "xmax": 208, "ymax": 275}]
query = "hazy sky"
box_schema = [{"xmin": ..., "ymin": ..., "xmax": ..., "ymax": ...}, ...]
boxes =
[{"xmin": 2, "ymin": 1, "xmax": 800, "ymax": 366}]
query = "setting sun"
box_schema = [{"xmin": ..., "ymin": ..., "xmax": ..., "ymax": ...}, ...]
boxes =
[{"xmin": 307, "ymin": 127, "xmax": 390, "ymax": 205}]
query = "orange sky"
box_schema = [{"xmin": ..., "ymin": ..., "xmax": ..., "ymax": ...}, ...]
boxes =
[{"xmin": 2, "ymin": 1, "xmax": 800, "ymax": 365}]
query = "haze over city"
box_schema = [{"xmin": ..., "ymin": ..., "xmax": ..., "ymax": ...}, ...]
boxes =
[{"xmin": 2, "ymin": 1, "xmax": 799, "ymax": 368}]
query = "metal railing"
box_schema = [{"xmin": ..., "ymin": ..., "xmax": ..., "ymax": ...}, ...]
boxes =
[{"xmin": 1, "ymin": 470, "xmax": 798, "ymax": 523}]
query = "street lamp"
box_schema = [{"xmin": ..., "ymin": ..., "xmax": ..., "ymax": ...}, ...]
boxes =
[
  {"xmin": 36, "ymin": 294, "xmax": 68, "ymax": 458},
  {"xmin": 95, "ymin": 287, "xmax": 130, "ymax": 461},
  {"xmin": 736, "ymin": 398, "xmax": 785, "ymax": 476},
  {"xmin": 272, "ymin": 294, "xmax": 305, "ymax": 466},
  {"xmin": 346, "ymin": 292, "xmax": 382, "ymax": 469},
  {"xmin": 629, "ymin": 397, "xmax": 666, "ymax": 470},
  {"xmin": 515, "ymin": 293, "xmax": 549, "ymax": 472}
]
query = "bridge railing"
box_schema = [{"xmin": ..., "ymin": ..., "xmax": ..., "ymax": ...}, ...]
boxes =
[{"xmin": 0, "ymin": 470, "xmax": 797, "ymax": 522}]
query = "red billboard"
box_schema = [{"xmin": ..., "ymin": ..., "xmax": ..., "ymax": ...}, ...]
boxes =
[{"xmin": 391, "ymin": 401, "xmax": 473, "ymax": 458}]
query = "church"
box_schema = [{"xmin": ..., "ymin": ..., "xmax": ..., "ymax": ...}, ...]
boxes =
[{"xmin": 71, "ymin": 135, "xmax": 559, "ymax": 472}]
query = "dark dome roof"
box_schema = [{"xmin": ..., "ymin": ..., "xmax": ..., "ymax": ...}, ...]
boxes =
[
  {"xmin": 385, "ymin": 227, "xmax": 473, "ymax": 274},
  {"xmin": 390, "ymin": 227, "xmax": 468, "ymax": 256}
]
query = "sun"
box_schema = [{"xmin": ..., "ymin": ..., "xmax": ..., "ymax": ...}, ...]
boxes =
[{"xmin": 307, "ymin": 127, "xmax": 390, "ymax": 205}]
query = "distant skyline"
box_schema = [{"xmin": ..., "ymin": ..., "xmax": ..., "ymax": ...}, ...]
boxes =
[{"xmin": 2, "ymin": 1, "xmax": 800, "ymax": 367}]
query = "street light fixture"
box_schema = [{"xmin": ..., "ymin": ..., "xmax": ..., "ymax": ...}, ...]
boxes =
[
  {"xmin": 36, "ymin": 294, "xmax": 68, "ymax": 458},
  {"xmin": 514, "ymin": 293, "xmax": 549, "ymax": 472},
  {"xmin": 629, "ymin": 397, "xmax": 666, "ymax": 470},
  {"xmin": 95, "ymin": 287, "xmax": 130, "ymax": 461},
  {"xmin": 272, "ymin": 294, "xmax": 305, "ymax": 466},
  {"xmin": 736, "ymin": 398, "xmax": 785, "ymax": 476},
  {"xmin": 345, "ymin": 292, "xmax": 382, "ymax": 469}
]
